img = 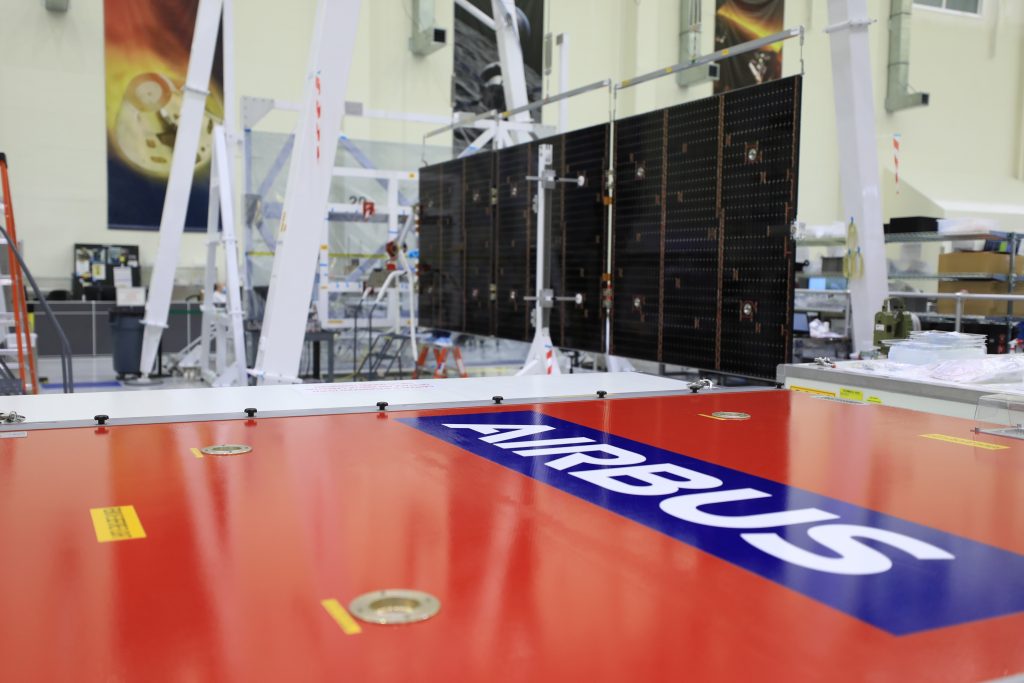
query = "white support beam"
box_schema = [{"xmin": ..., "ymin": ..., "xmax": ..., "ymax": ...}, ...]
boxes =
[
  {"xmin": 455, "ymin": 0, "xmax": 496, "ymax": 31},
  {"xmin": 252, "ymin": 0, "xmax": 362, "ymax": 385},
  {"xmin": 557, "ymin": 33, "xmax": 569, "ymax": 133},
  {"xmin": 331, "ymin": 167, "xmax": 418, "ymax": 181},
  {"xmin": 826, "ymin": 0, "xmax": 887, "ymax": 354},
  {"xmin": 326, "ymin": 203, "xmax": 413, "ymax": 217},
  {"xmin": 490, "ymin": 0, "xmax": 532, "ymax": 144},
  {"xmin": 138, "ymin": 0, "xmax": 224, "ymax": 377}
]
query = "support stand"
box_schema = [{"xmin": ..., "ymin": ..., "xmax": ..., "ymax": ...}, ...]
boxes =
[
  {"xmin": 252, "ymin": 0, "xmax": 363, "ymax": 385},
  {"xmin": 518, "ymin": 144, "xmax": 587, "ymax": 376},
  {"xmin": 199, "ymin": 125, "xmax": 248, "ymax": 387},
  {"xmin": 138, "ymin": 0, "xmax": 226, "ymax": 377},
  {"xmin": 825, "ymin": 0, "xmax": 887, "ymax": 354}
]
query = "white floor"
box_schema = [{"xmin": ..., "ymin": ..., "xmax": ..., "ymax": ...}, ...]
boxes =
[{"xmin": 37, "ymin": 356, "xmax": 206, "ymax": 393}]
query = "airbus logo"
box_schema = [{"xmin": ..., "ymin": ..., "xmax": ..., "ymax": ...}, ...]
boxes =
[
  {"xmin": 437, "ymin": 421, "xmax": 953, "ymax": 576},
  {"xmin": 401, "ymin": 411, "xmax": 1024, "ymax": 635}
]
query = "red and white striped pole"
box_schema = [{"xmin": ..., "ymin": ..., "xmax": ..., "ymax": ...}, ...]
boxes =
[{"xmin": 892, "ymin": 133, "xmax": 901, "ymax": 195}]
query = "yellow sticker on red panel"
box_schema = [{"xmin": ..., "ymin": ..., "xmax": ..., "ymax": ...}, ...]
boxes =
[
  {"xmin": 90, "ymin": 505, "xmax": 147, "ymax": 542},
  {"xmin": 919, "ymin": 434, "xmax": 1008, "ymax": 451}
]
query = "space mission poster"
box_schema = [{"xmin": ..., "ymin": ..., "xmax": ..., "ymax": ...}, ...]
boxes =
[
  {"xmin": 104, "ymin": 0, "xmax": 223, "ymax": 231},
  {"xmin": 713, "ymin": 0, "xmax": 784, "ymax": 94}
]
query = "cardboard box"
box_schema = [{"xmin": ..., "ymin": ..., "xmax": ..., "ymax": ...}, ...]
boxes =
[
  {"xmin": 936, "ymin": 280, "xmax": 1024, "ymax": 316},
  {"xmin": 938, "ymin": 251, "xmax": 1024, "ymax": 277}
]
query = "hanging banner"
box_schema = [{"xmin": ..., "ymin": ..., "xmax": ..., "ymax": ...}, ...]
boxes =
[
  {"xmin": 713, "ymin": 0, "xmax": 784, "ymax": 94},
  {"xmin": 104, "ymin": 0, "xmax": 223, "ymax": 231}
]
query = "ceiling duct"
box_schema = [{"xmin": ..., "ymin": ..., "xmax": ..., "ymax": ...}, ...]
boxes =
[
  {"xmin": 677, "ymin": 0, "xmax": 719, "ymax": 87},
  {"xmin": 410, "ymin": 0, "xmax": 447, "ymax": 56},
  {"xmin": 886, "ymin": 0, "xmax": 929, "ymax": 112}
]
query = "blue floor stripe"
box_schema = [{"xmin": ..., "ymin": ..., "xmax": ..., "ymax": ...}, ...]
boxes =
[{"xmin": 41, "ymin": 380, "xmax": 122, "ymax": 390}]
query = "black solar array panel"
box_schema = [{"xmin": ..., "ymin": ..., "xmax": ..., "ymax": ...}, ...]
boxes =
[
  {"xmin": 417, "ymin": 77, "xmax": 799, "ymax": 378},
  {"xmin": 611, "ymin": 109, "xmax": 666, "ymax": 361},
  {"xmin": 611, "ymin": 75, "xmax": 800, "ymax": 379},
  {"xmin": 662, "ymin": 96, "xmax": 720, "ymax": 371},
  {"xmin": 718, "ymin": 77, "xmax": 800, "ymax": 378},
  {"xmin": 494, "ymin": 143, "xmax": 533, "ymax": 342},
  {"xmin": 556, "ymin": 124, "xmax": 608, "ymax": 353},
  {"xmin": 416, "ymin": 164, "xmax": 442, "ymax": 329},
  {"xmin": 462, "ymin": 152, "xmax": 495, "ymax": 336},
  {"xmin": 437, "ymin": 158, "xmax": 464, "ymax": 331}
]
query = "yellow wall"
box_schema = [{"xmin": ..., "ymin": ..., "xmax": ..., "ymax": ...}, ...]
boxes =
[{"xmin": 0, "ymin": 0, "xmax": 1022, "ymax": 285}]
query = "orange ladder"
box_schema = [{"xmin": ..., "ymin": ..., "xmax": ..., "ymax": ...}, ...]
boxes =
[
  {"xmin": 0, "ymin": 153, "xmax": 39, "ymax": 394},
  {"xmin": 412, "ymin": 342, "xmax": 468, "ymax": 379}
]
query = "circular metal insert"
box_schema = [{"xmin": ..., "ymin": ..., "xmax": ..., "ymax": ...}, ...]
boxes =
[
  {"xmin": 349, "ymin": 589, "xmax": 441, "ymax": 625},
  {"xmin": 711, "ymin": 411, "xmax": 750, "ymax": 420},
  {"xmin": 741, "ymin": 302, "xmax": 754, "ymax": 316},
  {"xmin": 200, "ymin": 444, "xmax": 252, "ymax": 456},
  {"xmin": 747, "ymin": 148, "xmax": 758, "ymax": 162}
]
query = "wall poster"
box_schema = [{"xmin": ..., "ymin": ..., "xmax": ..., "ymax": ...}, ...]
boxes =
[
  {"xmin": 104, "ymin": 0, "xmax": 223, "ymax": 231},
  {"xmin": 713, "ymin": 0, "xmax": 784, "ymax": 94}
]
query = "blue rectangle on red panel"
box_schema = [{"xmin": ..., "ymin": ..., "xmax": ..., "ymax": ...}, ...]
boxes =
[{"xmin": 400, "ymin": 411, "xmax": 1024, "ymax": 635}]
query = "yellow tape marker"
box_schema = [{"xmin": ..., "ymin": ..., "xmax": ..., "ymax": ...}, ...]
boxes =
[
  {"xmin": 698, "ymin": 413, "xmax": 729, "ymax": 421},
  {"xmin": 321, "ymin": 598, "xmax": 362, "ymax": 635},
  {"xmin": 867, "ymin": 396, "xmax": 883, "ymax": 405},
  {"xmin": 789, "ymin": 385, "xmax": 836, "ymax": 397},
  {"xmin": 90, "ymin": 505, "xmax": 147, "ymax": 543},
  {"xmin": 839, "ymin": 388, "xmax": 864, "ymax": 402},
  {"xmin": 191, "ymin": 447, "xmax": 204, "ymax": 459},
  {"xmin": 920, "ymin": 434, "xmax": 1009, "ymax": 451}
]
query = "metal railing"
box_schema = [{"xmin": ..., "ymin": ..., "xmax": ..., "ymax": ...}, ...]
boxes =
[
  {"xmin": 795, "ymin": 288, "xmax": 1024, "ymax": 333},
  {"xmin": 31, "ymin": 300, "xmax": 203, "ymax": 357}
]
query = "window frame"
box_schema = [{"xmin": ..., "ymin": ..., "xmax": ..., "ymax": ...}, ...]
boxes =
[{"xmin": 913, "ymin": 0, "xmax": 984, "ymax": 18}]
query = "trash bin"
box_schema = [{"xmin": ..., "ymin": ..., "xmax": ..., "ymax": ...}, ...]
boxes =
[{"xmin": 109, "ymin": 307, "xmax": 144, "ymax": 379}]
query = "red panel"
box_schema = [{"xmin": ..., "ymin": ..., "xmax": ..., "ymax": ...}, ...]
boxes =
[{"xmin": 0, "ymin": 391, "xmax": 1022, "ymax": 682}]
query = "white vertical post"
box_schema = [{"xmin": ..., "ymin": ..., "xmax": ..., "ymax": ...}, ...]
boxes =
[
  {"xmin": 534, "ymin": 145, "xmax": 548, "ymax": 330},
  {"xmin": 491, "ymin": 0, "xmax": 532, "ymax": 144},
  {"xmin": 518, "ymin": 143, "xmax": 561, "ymax": 376},
  {"xmin": 212, "ymin": 126, "xmax": 248, "ymax": 386},
  {"xmin": 826, "ymin": 0, "xmax": 887, "ymax": 354},
  {"xmin": 387, "ymin": 178, "xmax": 399, "ymax": 241},
  {"xmin": 222, "ymin": 0, "xmax": 237, "ymax": 140},
  {"xmin": 139, "ymin": 0, "xmax": 225, "ymax": 376},
  {"xmin": 252, "ymin": 0, "xmax": 362, "ymax": 384},
  {"xmin": 200, "ymin": 146, "xmax": 220, "ymax": 377},
  {"xmin": 557, "ymin": 33, "xmax": 569, "ymax": 133}
]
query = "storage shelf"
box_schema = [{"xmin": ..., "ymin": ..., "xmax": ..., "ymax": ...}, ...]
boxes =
[
  {"xmin": 794, "ymin": 237, "xmax": 845, "ymax": 247},
  {"xmin": 794, "ymin": 307, "xmax": 848, "ymax": 315},
  {"xmin": 885, "ymin": 231, "xmax": 1011, "ymax": 244},
  {"xmin": 795, "ymin": 231, "xmax": 1014, "ymax": 247},
  {"xmin": 889, "ymin": 272, "xmax": 1011, "ymax": 281}
]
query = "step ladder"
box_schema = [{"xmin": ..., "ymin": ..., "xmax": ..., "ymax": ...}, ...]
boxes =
[
  {"xmin": 412, "ymin": 341, "xmax": 468, "ymax": 379},
  {"xmin": 355, "ymin": 332, "xmax": 410, "ymax": 380},
  {"xmin": 0, "ymin": 153, "xmax": 38, "ymax": 394}
]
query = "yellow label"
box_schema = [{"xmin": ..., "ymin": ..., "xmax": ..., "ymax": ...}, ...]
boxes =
[
  {"xmin": 90, "ymin": 505, "xmax": 147, "ymax": 542},
  {"xmin": 721, "ymin": 49, "xmax": 730, "ymax": 55},
  {"xmin": 789, "ymin": 385, "xmax": 836, "ymax": 397},
  {"xmin": 191, "ymin": 447, "xmax": 204, "ymax": 459},
  {"xmin": 321, "ymin": 598, "xmax": 362, "ymax": 635},
  {"xmin": 839, "ymin": 388, "xmax": 864, "ymax": 402},
  {"xmin": 919, "ymin": 434, "xmax": 1009, "ymax": 451},
  {"xmin": 867, "ymin": 396, "xmax": 883, "ymax": 405}
]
